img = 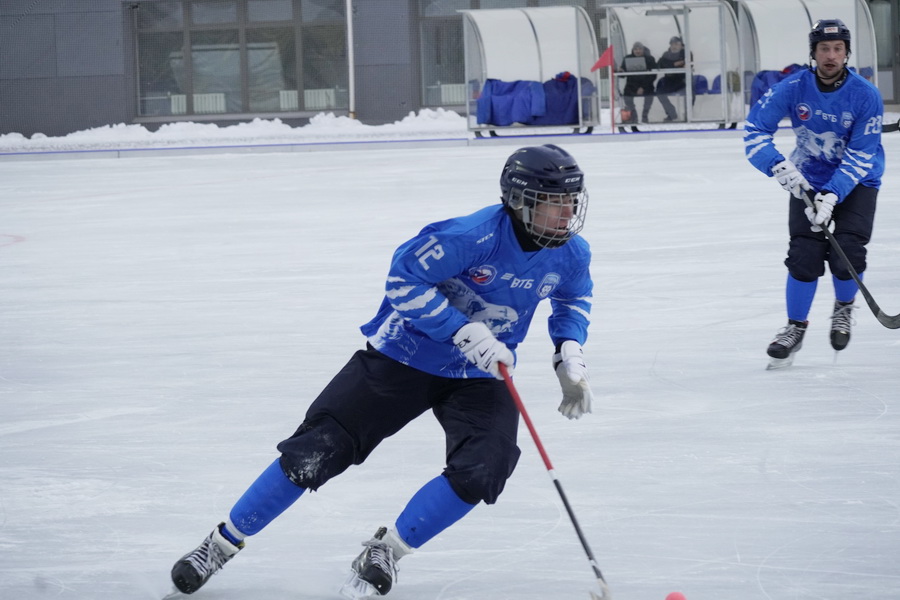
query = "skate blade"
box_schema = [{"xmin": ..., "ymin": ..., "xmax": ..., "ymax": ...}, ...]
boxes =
[
  {"xmin": 766, "ymin": 354, "xmax": 795, "ymax": 370},
  {"xmin": 339, "ymin": 571, "xmax": 382, "ymax": 600}
]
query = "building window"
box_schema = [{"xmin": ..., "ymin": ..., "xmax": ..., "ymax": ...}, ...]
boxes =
[
  {"xmin": 421, "ymin": 17, "xmax": 465, "ymax": 106},
  {"xmin": 419, "ymin": 1, "xmax": 478, "ymax": 107},
  {"xmin": 134, "ymin": 0, "xmax": 347, "ymax": 117}
]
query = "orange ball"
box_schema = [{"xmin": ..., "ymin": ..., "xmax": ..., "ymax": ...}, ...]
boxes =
[{"xmin": 666, "ymin": 593, "xmax": 686, "ymax": 600}]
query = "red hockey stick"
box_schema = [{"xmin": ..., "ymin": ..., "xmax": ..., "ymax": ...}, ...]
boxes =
[{"xmin": 498, "ymin": 364, "xmax": 612, "ymax": 600}]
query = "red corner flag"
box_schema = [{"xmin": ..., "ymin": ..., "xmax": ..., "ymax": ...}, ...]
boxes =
[{"xmin": 591, "ymin": 46, "xmax": 613, "ymax": 72}]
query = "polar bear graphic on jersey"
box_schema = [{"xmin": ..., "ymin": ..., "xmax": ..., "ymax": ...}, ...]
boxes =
[
  {"xmin": 793, "ymin": 126, "xmax": 846, "ymax": 165},
  {"xmin": 438, "ymin": 278, "xmax": 519, "ymax": 335}
]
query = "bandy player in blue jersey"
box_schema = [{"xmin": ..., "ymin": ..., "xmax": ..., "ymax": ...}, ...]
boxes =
[
  {"xmin": 170, "ymin": 144, "xmax": 595, "ymax": 598},
  {"xmin": 744, "ymin": 18, "xmax": 885, "ymax": 369}
]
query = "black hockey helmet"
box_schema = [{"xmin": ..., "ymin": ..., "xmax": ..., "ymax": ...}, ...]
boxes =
[
  {"xmin": 809, "ymin": 18, "xmax": 851, "ymax": 57},
  {"xmin": 500, "ymin": 144, "xmax": 587, "ymax": 248}
]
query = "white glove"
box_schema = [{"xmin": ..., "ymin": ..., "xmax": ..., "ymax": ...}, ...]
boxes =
[
  {"xmin": 771, "ymin": 159, "xmax": 811, "ymax": 199},
  {"xmin": 452, "ymin": 322, "xmax": 514, "ymax": 380},
  {"xmin": 553, "ymin": 341, "xmax": 593, "ymax": 420},
  {"xmin": 804, "ymin": 192, "xmax": 837, "ymax": 232}
]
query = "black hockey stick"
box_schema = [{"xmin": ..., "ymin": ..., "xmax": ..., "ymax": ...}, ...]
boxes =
[
  {"xmin": 498, "ymin": 364, "xmax": 612, "ymax": 600},
  {"xmin": 883, "ymin": 117, "xmax": 900, "ymax": 133},
  {"xmin": 803, "ymin": 190, "xmax": 900, "ymax": 328}
]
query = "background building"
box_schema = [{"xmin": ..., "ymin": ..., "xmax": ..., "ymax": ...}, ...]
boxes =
[{"xmin": 0, "ymin": 0, "xmax": 896, "ymax": 138}]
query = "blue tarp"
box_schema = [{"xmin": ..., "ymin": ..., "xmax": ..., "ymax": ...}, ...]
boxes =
[
  {"xmin": 532, "ymin": 73, "xmax": 578, "ymax": 125},
  {"xmin": 476, "ymin": 73, "xmax": 586, "ymax": 126},
  {"xmin": 476, "ymin": 80, "xmax": 546, "ymax": 126}
]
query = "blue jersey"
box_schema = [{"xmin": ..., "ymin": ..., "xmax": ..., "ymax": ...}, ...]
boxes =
[
  {"xmin": 360, "ymin": 204, "xmax": 593, "ymax": 378},
  {"xmin": 744, "ymin": 67, "xmax": 884, "ymax": 201}
]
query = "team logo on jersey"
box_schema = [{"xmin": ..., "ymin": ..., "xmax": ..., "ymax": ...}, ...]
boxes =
[
  {"xmin": 841, "ymin": 111, "xmax": 854, "ymax": 128},
  {"xmin": 536, "ymin": 273, "xmax": 561, "ymax": 299},
  {"xmin": 468, "ymin": 265, "xmax": 497, "ymax": 285},
  {"xmin": 797, "ymin": 103, "xmax": 811, "ymax": 121}
]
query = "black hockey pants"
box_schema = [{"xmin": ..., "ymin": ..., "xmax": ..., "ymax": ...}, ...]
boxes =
[
  {"xmin": 785, "ymin": 185, "xmax": 877, "ymax": 282},
  {"xmin": 276, "ymin": 345, "xmax": 521, "ymax": 505}
]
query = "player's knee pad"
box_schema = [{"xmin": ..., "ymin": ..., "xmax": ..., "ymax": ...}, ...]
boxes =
[
  {"xmin": 828, "ymin": 233, "xmax": 868, "ymax": 280},
  {"xmin": 444, "ymin": 436, "xmax": 521, "ymax": 505},
  {"xmin": 785, "ymin": 236, "xmax": 827, "ymax": 281},
  {"xmin": 276, "ymin": 416, "xmax": 357, "ymax": 491}
]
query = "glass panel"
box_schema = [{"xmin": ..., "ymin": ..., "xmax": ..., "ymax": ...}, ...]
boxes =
[
  {"xmin": 421, "ymin": 19, "xmax": 465, "ymax": 105},
  {"xmin": 248, "ymin": 0, "xmax": 294, "ymax": 22},
  {"xmin": 419, "ymin": 0, "xmax": 473, "ymax": 18},
  {"xmin": 537, "ymin": 0, "xmax": 586, "ymax": 6},
  {"xmin": 190, "ymin": 29, "xmax": 241, "ymax": 112},
  {"xmin": 247, "ymin": 28, "xmax": 297, "ymax": 111},
  {"xmin": 301, "ymin": 0, "xmax": 344, "ymax": 22},
  {"xmin": 191, "ymin": 0, "xmax": 238, "ymax": 25},
  {"xmin": 479, "ymin": 0, "xmax": 526, "ymax": 9},
  {"xmin": 137, "ymin": 1, "xmax": 184, "ymax": 29},
  {"xmin": 741, "ymin": 0, "xmax": 808, "ymax": 71},
  {"xmin": 870, "ymin": 0, "xmax": 892, "ymax": 68},
  {"xmin": 302, "ymin": 22, "xmax": 348, "ymax": 108},
  {"xmin": 137, "ymin": 31, "xmax": 185, "ymax": 116}
]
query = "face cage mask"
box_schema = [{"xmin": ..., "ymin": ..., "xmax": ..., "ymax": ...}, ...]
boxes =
[{"xmin": 509, "ymin": 188, "xmax": 588, "ymax": 248}]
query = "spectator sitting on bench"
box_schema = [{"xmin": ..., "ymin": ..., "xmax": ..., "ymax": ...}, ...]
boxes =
[{"xmin": 620, "ymin": 42, "xmax": 657, "ymax": 124}]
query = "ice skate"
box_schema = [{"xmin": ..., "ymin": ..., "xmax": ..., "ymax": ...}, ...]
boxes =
[
  {"xmin": 171, "ymin": 523, "xmax": 244, "ymax": 594},
  {"xmin": 339, "ymin": 527, "xmax": 398, "ymax": 599},
  {"xmin": 766, "ymin": 319, "xmax": 808, "ymax": 369},
  {"xmin": 830, "ymin": 300, "xmax": 855, "ymax": 351}
]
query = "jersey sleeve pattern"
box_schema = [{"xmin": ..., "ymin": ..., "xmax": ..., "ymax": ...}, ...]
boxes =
[
  {"xmin": 547, "ymin": 236, "xmax": 593, "ymax": 346},
  {"xmin": 819, "ymin": 73, "xmax": 884, "ymax": 199},
  {"xmin": 744, "ymin": 72, "xmax": 801, "ymax": 176}
]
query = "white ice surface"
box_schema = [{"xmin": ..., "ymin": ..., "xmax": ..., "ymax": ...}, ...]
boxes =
[{"xmin": 2, "ymin": 114, "xmax": 900, "ymax": 600}]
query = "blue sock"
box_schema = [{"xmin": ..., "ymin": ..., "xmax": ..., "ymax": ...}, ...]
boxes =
[
  {"xmin": 833, "ymin": 274, "xmax": 860, "ymax": 303},
  {"xmin": 786, "ymin": 274, "xmax": 817, "ymax": 322},
  {"xmin": 227, "ymin": 458, "xmax": 305, "ymax": 538},
  {"xmin": 395, "ymin": 475, "xmax": 477, "ymax": 548}
]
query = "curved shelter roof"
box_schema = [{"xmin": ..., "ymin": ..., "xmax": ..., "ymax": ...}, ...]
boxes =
[
  {"xmin": 606, "ymin": 1, "xmax": 744, "ymax": 125},
  {"xmin": 461, "ymin": 6, "xmax": 601, "ymax": 132},
  {"xmin": 738, "ymin": 0, "xmax": 876, "ymax": 83}
]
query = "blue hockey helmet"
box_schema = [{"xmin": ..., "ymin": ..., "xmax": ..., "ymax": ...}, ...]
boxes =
[
  {"xmin": 500, "ymin": 144, "xmax": 588, "ymax": 248},
  {"xmin": 809, "ymin": 18, "xmax": 851, "ymax": 57}
]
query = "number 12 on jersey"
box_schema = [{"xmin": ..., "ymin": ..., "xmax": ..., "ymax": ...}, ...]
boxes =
[{"xmin": 415, "ymin": 235, "xmax": 445, "ymax": 270}]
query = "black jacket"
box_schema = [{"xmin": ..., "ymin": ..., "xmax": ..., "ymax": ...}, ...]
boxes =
[
  {"xmin": 657, "ymin": 49, "xmax": 686, "ymax": 92},
  {"xmin": 621, "ymin": 53, "xmax": 657, "ymax": 95}
]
